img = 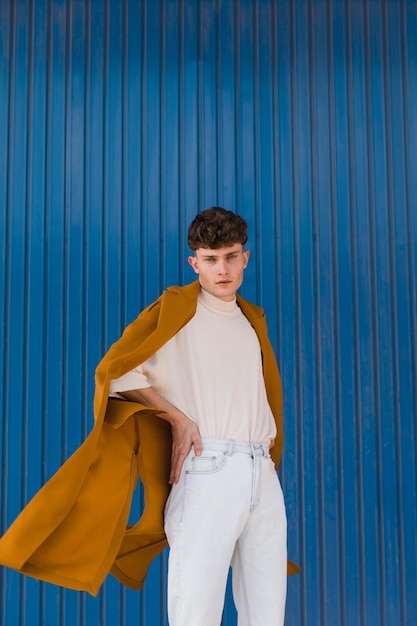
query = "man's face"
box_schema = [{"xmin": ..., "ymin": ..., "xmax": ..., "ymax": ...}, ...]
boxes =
[{"xmin": 188, "ymin": 244, "xmax": 250, "ymax": 301}]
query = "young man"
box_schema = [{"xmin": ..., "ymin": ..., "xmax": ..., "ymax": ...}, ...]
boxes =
[
  {"xmin": 0, "ymin": 207, "xmax": 297, "ymax": 622},
  {"xmin": 109, "ymin": 207, "xmax": 289, "ymax": 625}
]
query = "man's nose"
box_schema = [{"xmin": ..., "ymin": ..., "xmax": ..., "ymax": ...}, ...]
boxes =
[{"xmin": 217, "ymin": 260, "xmax": 228, "ymax": 273}]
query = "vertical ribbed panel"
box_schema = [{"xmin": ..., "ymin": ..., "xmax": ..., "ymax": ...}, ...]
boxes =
[{"xmin": 1, "ymin": 1, "xmax": 416, "ymax": 624}]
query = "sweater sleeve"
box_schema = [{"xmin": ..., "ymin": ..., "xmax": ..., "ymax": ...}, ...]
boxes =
[{"xmin": 109, "ymin": 365, "xmax": 151, "ymax": 395}]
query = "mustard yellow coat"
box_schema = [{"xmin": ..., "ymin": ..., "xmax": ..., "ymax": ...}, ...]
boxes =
[{"xmin": 0, "ymin": 281, "xmax": 299, "ymax": 596}]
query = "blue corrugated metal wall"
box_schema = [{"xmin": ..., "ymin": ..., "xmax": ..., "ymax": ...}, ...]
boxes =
[{"xmin": 1, "ymin": 0, "xmax": 416, "ymax": 624}]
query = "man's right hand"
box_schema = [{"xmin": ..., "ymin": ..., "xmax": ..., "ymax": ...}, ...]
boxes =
[
  {"xmin": 119, "ymin": 387, "xmax": 202, "ymax": 484},
  {"xmin": 169, "ymin": 413, "xmax": 202, "ymax": 484}
]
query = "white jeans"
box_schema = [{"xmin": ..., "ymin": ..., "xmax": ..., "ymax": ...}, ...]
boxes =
[{"xmin": 164, "ymin": 438, "xmax": 287, "ymax": 626}]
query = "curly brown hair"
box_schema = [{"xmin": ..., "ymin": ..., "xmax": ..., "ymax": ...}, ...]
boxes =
[{"xmin": 187, "ymin": 207, "xmax": 248, "ymax": 251}]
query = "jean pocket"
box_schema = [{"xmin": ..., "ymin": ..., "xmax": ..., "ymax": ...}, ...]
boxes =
[{"xmin": 186, "ymin": 452, "xmax": 227, "ymax": 474}]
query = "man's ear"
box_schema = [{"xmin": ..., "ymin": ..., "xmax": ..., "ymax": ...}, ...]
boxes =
[
  {"xmin": 188, "ymin": 255, "xmax": 199, "ymax": 274},
  {"xmin": 243, "ymin": 249, "xmax": 250, "ymax": 268}
]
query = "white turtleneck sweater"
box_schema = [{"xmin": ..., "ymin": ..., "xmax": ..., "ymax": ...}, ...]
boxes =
[{"xmin": 109, "ymin": 288, "xmax": 276, "ymax": 443}]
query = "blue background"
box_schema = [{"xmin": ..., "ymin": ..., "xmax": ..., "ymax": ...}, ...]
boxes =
[{"xmin": 1, "ymin": 0, "xmax": 416, "ymax": 624}]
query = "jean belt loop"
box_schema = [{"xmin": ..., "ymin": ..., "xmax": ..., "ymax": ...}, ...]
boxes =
[
  {"xmin": 251, "ymin": 442, "xmax": 264, "ymax": 457},
  {"xmin": 227, "ymin": 440, "xmax": 234, "ymax": 456},
  {"xmin": 250, "ymin": 446, "xmax": 260, "ymax": 511}
]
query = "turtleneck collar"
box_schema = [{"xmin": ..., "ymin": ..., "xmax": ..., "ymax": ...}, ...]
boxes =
[{"xmin": 198, "ymin": 287, "xmax": 238, "ymax": 314}]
